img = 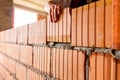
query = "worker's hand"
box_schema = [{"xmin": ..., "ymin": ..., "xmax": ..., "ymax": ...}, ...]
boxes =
[{"xmin": 49, "ymin": 4, "xmax": 62, "ymax": 22}]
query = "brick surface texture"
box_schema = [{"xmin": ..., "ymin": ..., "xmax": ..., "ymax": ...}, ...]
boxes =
[{"xmin": 0, "ymin": 1, "xmax": 120, "ymax": 80}]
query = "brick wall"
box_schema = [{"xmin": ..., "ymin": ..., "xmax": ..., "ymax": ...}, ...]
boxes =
[
  {"xmin": 0, "ymin": 0, "xmax": 13, "ymax": 31},
  {"xmin": 0, "ymin": 1, "xmax": 120, "ymax": 80}
]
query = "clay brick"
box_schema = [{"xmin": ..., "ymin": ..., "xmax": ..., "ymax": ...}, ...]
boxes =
[
  {"xmin": 111, "ymin": 58, "xmax": 116, "ymax": 80},
  {"xmin": 5, "ymin": 72, "xmax": 13, "ymax": 80},
  {"xmin": 76, "ymin": 7, "xmax": 82, "ymax": 46},
  {"xmin": 78, "ymin": 51, "xmax": 85, "ymax": 80},
  {"xmin": 52, "ymin": 48, "xmax": 56, "ymax": 77},
  {"xmin": 28, "ymin": 19, "xmax": 46, "ymax": 45},
  {"xmin": 1, "ymin": 43, "xmax": 7, "ymax": 54},
  {"xmin": 62, "ymin": 9, "xmax": 67, "ymax": 42},
  {"xmin": 7, "ymin": 58, "xmax": 16, "ymax": 74},
  {"xmin": 18, "ymin": 25, "xmax": 28, "ymax": 44},
  {"xmin": 33, "ymin": 46, "xmax": 39, "ymax": 69},
  {"xmin": 71, "ymin": 8, "xmax": 77, "ymax": 46},
  {"xmin": 68, "ymin": 50, "xmax": 73, "ymax": 80},
  {"xmin": 112, "ymin": 0, "xmax": 120, "ymax": 49},
  {"xmin": 104, "ymin": 54, "xmax": 112, "ymax": 80},
  {"xmin": 58, "ymin": 12, "xmax": 63, "ymax": 42},
  {"xmin": 46, "ymin": 47, "xmax": 50, "ymax": 75},
  {"xmin": 47, "ymin": 16, "xmax": 50, "ymax": 41},
  {"xmin": 16, "ymin": 63, "xmax": 27, "ymax": 80},
  {"xmin": 4, "ymin": 30, "xmax": 10, "ymax": 43},
  {"xmin": 72, "ymin": 50, "xmax": 78, "ymax": 80},
  {"xmin": 0, "ymin": 65, "xmax": 8, "ymax": 80},
  {"xmin": 9, "ymin": 28, "xmax": 17, "ymax": 43},
  {"xmin": 88, "ymin": 2, "xmax": 96, "ymax": 47},
  {"xmin": 89, "ymin": 53, "xmax": 96, "ymax": 80},
  {"xmin": 105, "ymin": 0, "xmax": 112, "ymax": 48},
  {"xmin": 59, "ymin": 48, "xmax": 64, "ymax": 80},
  {"xmin": 20, "ymin": 45, "xmax": 32, "ymax": 66},
  {"xmin": 47, "ymin": 8, "xmax": 71, "ymax": 43},
  {"xmin": 83, "ymin": 5, "xmax": 89, "ymax": 46},
  {"xmin": 96, "ymin": 0, "xmax": 105, "ymax": 47},
  {"xmin": 7, "ymin": 44, "xmax": 20, "ymax": 60}
]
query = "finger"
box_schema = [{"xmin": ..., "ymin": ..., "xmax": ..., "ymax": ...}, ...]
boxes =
[
  {"xmin": 50, "ymin": 7, "xmax": 53, "ymax": 22},
  {"xmin": 54, "ymin": 5, "xmax": 58, "ymax": 22},
  {"xmin": 57, "ymin": 5, "xmax": 61, "ymax": 15}
]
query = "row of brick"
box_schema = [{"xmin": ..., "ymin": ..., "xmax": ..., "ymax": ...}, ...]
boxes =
[
  {"xmin": 1, "ymin": 42, "xmax": 120, "ymax": 80},
  {"xmin": 0, "ymin": 43, "xmax": 32, "ymax": 66},
  {"xmin": 0, "ymin": 55, "xmax": 44, "ymax": 80},
  {"xmin": 89, "ymin": 53, "xmax": 120, "ymax": 80},
  {"xmin": 0, "ymin": 0, "xmax": 118, "ymax": 49},
  {"xmin": 0, "ymin": 19, "xmax": 46, "ymax": 45},
  {"xmin": 47, "ymin": 8, "xmax": 71, "ymax": 43},
  {"xmin": 0, "ymin": 65, "xmax": 13, "ymax": 80},
  {"xmin": 51, "ymin": 48, "xmax": 85, "ymax": 80},
  {"xmin": 71, "ymin": 0, "xmax": 112, "ymax": 48}
]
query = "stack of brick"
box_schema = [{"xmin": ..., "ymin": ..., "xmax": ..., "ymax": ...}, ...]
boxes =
[{"xmin": 0, "ymin": 0, "xmax": 120, "ymax": 80}]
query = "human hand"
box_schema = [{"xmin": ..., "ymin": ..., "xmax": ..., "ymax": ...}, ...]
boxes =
[{"xmin": 49, "ymin": 4, "xmax": 62, "ymax": 22}]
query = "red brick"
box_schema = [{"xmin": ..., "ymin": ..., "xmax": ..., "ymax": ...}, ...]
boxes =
[
  {"xmin": 7, "ymin": 44, "xmax": 20, "ymax": 60},
  {"xmin": 105, "ymin": 1, "xmax": 112, "ymax": 48},
  {"xmin": 27, "ymin": 69, "xmax": 33, "ymax": 80},
  {"xmin": 33, "ymin": 46, "xmax": 39, "ymax": 69},
  {"xmin": 20, "ymin": 45, "xmax": 33, "ymax": 66},
  {"xmin": 5, "ymin": 72, "xmax": 13, "ymax": 80},
  {"xmin": 18, "ymin": 25, "xmax": 28, "ymax": 44},
  {"xmin": 16, "ymin": 63, "xmax": 26, "ymax": 80},
  {"xmin": 88, "ymin": 2, "xmax": 95, "ymax": 47},
  {"xmin": 71, "ymin": 8, "xmax": 77, "ymax": 46},
  {"xmin": 7, "ymin": 58, "xmax": 16, "ymax": 74},
  {"xmin": 28, "ymin": 19, "xmax": 46, "ymax": 45},
  {"xmin": 9, "ymin": 28, "xmax": 17, "ymax": 43}
]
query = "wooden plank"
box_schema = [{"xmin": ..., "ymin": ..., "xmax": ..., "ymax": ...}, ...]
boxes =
[
  {"xmin": 112, "ymin": 0, "xmax": 120, "ymax": 49},
  {"xmin": 89, "ymin": 53, "xmax": 96, "ymax": 80},
  {"xmin": 83, "ymin": 5, "xmax": 89, "ymax": 46},
  {"xmin": 96, "ymin": 0, "xmax": 105, "ymax": 47},
  {"xmin": 77, "ymin": 7, "xmax": 82, "ymax": 46},
  {"xmin": 105, "ymin": 0, "xmax": 112, "ymax": 48},
  {"xmin": 64, "ymin": 49, "xmax": 68, "ymax": 80},
  {"xmin": 89, "ymin": 2, "xmax": 96, "ymax": 47},
  {"xmin": 71, "ymin": 8, "xmax": 77, "ymax": 46},
  {"xmin": 63, "ymin": 9, "xmax": 67, "ymax": 42},
  {"xmin": 68, "ymin": 50, "xmax": 73, "ymax": 80},
  {"xmin": 73, "ymin": 50, "xmax": 78, "ymax": 80},
  {"xmin": 66, "ymin": 8, "xmax": 71, "ymax": 42},
  {"xmin": 59, "ymin": 48, "xmax": 64, "ymax": 80},
  {"xmin": 55, "ymin": 48, "xmax": 60, "ymax": 79},
  {"xmin": 96, "ymin": 53, "xmax": 104, "ymax": 80},
  {"xmin": 78, "ymin": 51, "xmax": 85, "ymax": 80}
]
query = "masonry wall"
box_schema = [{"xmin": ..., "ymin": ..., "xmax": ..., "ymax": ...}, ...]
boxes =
[
  {"xmin": 0, "ymin": 0, "xmax": 120, "ymax": 80},
  {"xmin": 0, "ymin": 0, "xmax": 13, "ymax": 31}
]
